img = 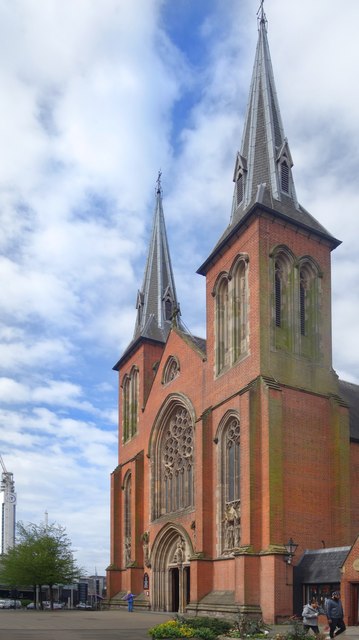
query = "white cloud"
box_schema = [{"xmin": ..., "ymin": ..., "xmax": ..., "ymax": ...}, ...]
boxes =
[{"xmin": 0, "ymin": 0, "xmax": 358, "ymax": 575}]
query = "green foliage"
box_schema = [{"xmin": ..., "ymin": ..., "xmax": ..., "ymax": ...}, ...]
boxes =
[
  {"xmin": 148, "ymin": 619, "xmax": 195, "ymax": 638},
  {"xmin": 0, "ymin": 520, "xmax": 81, "ymax": 597},
  {"xmin": 192, "ymin": 628, "xmax": 217, "ymax": 640},
  {"xmin": 177, "ymin": 616, "xmax": 232, "ymax": 635},
  {"xmin": 273, "ymin": 618, "xmax": 327, "ymax": 640},
  {"xmin": 21, "ymin": 599, "xmax": 33, "ymax": 607},
  {"xmin": 231, "ymin": 614, "xmax": 270, "ymax": 638},
  {"xmin": 148, "ymin": 617, "xmax": 230, "ymax": 640}
]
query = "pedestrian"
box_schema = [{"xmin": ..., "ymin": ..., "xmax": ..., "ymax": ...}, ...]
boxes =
[
  {"xmin": 123, "ymin": 590, "xmax": 134, "ymax": 612},
  {"xmin": 302, "ymin": 597, "xmax": 321, "ymax": 635},
  {"xmin": 326, "ymin": 591, "xmax": 346, "ymax": 638}
]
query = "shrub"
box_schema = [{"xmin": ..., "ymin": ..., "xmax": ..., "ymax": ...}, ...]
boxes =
[
  {"xmin": 273, "ymin": 618, "xmax": 327, "ymax": 640},
  {"xmin": 176, "ymin": 616, "xmax": 232, "ymax": 635},
  {"xmin": 231, "ymin": 614, "xmax": 270, "ymax": 637},
  {"xmin": 192, "ymin": 627, "xmax": 217, "ymax": 640},
  {"xmin": 148, "ymin": 619, "xmax": 194, "ymax": 639}
]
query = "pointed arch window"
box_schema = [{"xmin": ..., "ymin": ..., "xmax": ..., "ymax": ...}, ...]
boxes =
[
  {"xmin": 218, "ymin": 415, "xmax": 241, "ymax": 554},
  {"xmin": 216, "ymin": 277, "xmax": 229, "ymax": 374},
  {"xmin": 271, "ymin": 248, "xmax": 294, "ymax": 352},
  {"xmin": 123, "ymin": 472, "xmax": 132, "ymax": 566},
  {"xmin": 122, "ymin": 375, "xmax": 131, "ymax": 442},
  {"xmin": 299, "ymin": 270, "xmax": 307, "ymax": 336},
  {"xmin": 213, "ymin": 255, "xmax": 249, "ymax": 376},
  {"xmin": 122, "ymin": 367, "xmax": 139, "ymax": 443},
  {"xmin": 153, "ymin": 404, "xmax": 194, "ymax": 519},
  {"xmin": 232, "ymin": 258, "xmax": 247, "ymax": 361},
  {"xmin": 297, "ymin": 259, "xmax": 321, "ymax": 359},
  {"xmin": 275, "ymin": 260, "xmax": 283, "ymax": 327}
]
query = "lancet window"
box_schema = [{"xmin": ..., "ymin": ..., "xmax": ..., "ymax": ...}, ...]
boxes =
[
  {"xmin": 122, "ymin": 366, "xmax": 139, "ymax": 443},
  {"xmin": 218, "ymin": 415, "xmax": 241, "ymax": 555},
  {"xmin": 123, "ymin": 472, "xmax": 131, "ymax": 566},
  {"xmin": 214, "ymin": 255, "xmax": 248, "ymax": 375},
  {"xmin": 297, "ymin": 258, "xmax": 321, "ymax": 358},
  {"xmin": 232, "ymin": 258, "xmax": 247, "ymax": 362},
  {"xmin": 271, "ymin": 246, "xmax": 321, "ymax": 358},
  {"xmin": 216, "ymin": 276, "xmax": 229, "ymax": 373},
  {"xmin": 272, "ymin": 248, "xmax": 293, "ymax": 350}
]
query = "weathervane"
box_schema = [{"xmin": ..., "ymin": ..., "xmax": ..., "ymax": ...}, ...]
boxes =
[{"xmin": 156, "ymin": 170, "xmax": 163, "ymax": 195}]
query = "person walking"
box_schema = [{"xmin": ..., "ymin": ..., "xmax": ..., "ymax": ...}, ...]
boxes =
[
  {"xmin": 123, "ymin": 590, "xmax": 134, "ymax": 612},
  {"xmin": 302, "ymin": 597, "xmax": 321, "ymax": 635},
  {"xmin": 326, "ymin": 591, "xmax": 346, "ymax": 638}
]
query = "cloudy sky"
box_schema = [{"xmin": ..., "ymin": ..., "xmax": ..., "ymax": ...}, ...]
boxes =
[{"xmin": 0, "ymin": 0, "xmax": 358, "ymax": 576}]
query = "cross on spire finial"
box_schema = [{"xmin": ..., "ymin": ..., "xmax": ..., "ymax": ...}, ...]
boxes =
[
  {"xmin": 156, "ymin": 170, "xmax": 162, "ymax": 195},
  {"xmin": 257, "ymin": 0, "xmax": 267, "ymax": 29}
]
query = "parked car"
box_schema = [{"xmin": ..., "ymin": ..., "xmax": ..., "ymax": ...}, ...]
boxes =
[
  {"xmin": 26, "ymin": 602, "xmax": 35, "ymax": 609},
  {"xmin": 43, "ymin": 601, "xmax": 65, "ymax": 609},
  {"xmin": 0, "ymin": 599, "xmax": 21, "ymax": 609},
  {"xmin": 76, "ymin": 602, "xmax": 93, "ymax": 610}
]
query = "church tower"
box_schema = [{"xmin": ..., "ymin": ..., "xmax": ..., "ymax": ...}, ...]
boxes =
[
  {"xmin": 197, "ymin": 5, "xmax": 351, "ymax": 621},
  {"xmin": 109, "ymin": 175, "xmax": 183, "ymax": 598}
]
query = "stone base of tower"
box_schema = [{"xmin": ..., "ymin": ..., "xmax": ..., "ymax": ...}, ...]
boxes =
[{"xmin": 185, "ymin": 553, "xmax": 294, "ymax": 624}]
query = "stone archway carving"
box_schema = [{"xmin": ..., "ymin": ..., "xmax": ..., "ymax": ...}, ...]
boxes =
[{"xmin": 150, "ymin": 524, "xmax": 193, "ymax": 612}]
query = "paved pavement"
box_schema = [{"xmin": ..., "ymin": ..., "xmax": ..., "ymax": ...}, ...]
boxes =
[
  {"xmin": 0, "ymin": 609, "xmax": 358, "ymax": 640},
  {"xmin": 0, "ymin": 608, "xmax": 172, "ymax": 640}
]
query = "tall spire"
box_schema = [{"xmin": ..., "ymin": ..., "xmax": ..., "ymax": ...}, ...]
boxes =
[
  {"xmin": 132, "ymin": 172, "xmax": 181, "ymax": 345},
  {"xmin": 197, "ymin": 5, "xmax": 340, "ymax": 276},
  {"xmin": 230, "ymin": 3, "xmax": 299, "ymax": 224}
]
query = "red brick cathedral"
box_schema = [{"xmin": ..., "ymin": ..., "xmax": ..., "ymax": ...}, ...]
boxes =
[{"xmin": 107, "ymin": 8, "xmax": 359, "ymax": 624}]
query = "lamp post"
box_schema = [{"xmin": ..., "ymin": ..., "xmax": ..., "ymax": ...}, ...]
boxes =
[{"xmin": 284, "ymin": 537, "xmax": 298, "ymax": 565}]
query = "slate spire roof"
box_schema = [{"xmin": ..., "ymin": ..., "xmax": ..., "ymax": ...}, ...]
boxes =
[
  {"xmin": 198, "ymin": 5, "xmax": 340, "ymax": 275},
  {"xmin": 133, "ymin": 173, "xmax": 181, "ymax": 344},
  {"xmin": 115, "ymin": 174, "xmax": 181, "ymax": 368},
  {"xmin": 230, "ymin": 5, "xmax": 298, "ymax": 220}
]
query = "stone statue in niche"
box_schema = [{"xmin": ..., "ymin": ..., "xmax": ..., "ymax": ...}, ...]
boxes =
[
  {"xmin": 124, "ymin": 536, "xmax": 131, "ymax": 566},
  {"xmin": 173, "ymin": 537, "xmax": 185, "ymax": 565},
  {"xmin": 142, "ymin": 531, "xmax": 151, "ymax": 568},
  {"xmin": 223, "ymin": 501, "xmax": 241, "ymax": 552},
  {"xmin": 233, "ymin": 503, "xmax": 241, "ymax": 548}
]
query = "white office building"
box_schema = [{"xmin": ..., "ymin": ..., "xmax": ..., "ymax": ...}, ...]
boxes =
[{"xmin": 0, "ymin": 456, "xmax": 16, "ymax": 555}]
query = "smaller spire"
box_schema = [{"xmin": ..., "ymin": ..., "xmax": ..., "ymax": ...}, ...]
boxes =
[{"xmin": 131, "ymin": 173, "xmax": 181, "ymax": 345}]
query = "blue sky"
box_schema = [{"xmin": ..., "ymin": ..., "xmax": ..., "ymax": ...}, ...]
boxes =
[{"xmin": 0, "ymin": 0, "xmax": 358, "ymax": 575}]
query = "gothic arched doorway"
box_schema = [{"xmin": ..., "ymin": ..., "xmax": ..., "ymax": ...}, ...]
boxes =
[{"xmin": 151, "ymin": 525, "xmax": 192, "ymax": 612}]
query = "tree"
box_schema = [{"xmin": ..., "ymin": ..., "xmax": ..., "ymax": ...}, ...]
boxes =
[{"xmin": 0, "ymin": 521, "xmax": 82, "ymax": 608}]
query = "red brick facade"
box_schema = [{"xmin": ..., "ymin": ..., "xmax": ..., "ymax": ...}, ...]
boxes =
[
  {"xmin": 107, "ymin": 13, "xmax": 359, "ymax": 624},
  {"xmin": 107, "ymin": 207, "xmax": 359, "ymax": 623}
]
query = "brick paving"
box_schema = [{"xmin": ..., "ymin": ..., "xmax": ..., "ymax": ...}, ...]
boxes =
[
  {"xmin": 0, "ymin": 609, "xmax": 358, "ymax": 640},
  {"xmin": 0, "ymin": 608, "xmax": 172, "ymax": 640}
]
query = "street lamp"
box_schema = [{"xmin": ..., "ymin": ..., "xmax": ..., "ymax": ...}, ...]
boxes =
[{"xmin": 284, "ymin": 537, "xmax": 298, "ymax": 564}]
